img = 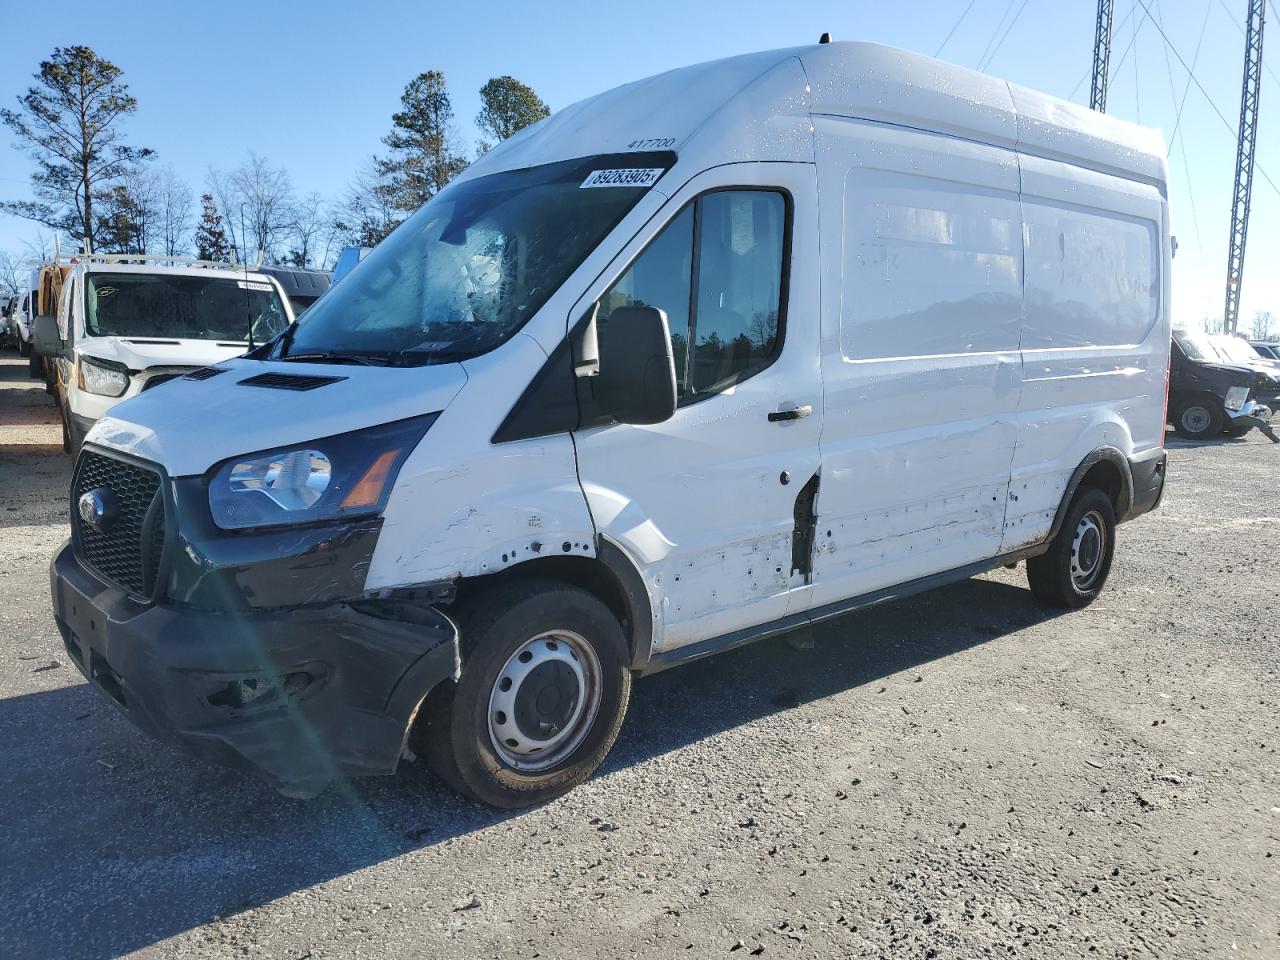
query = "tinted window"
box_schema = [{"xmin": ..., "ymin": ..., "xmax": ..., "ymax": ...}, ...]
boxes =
[
  {"xmin": 84, "ymin": 274, "xmax": 289, "ymax": 342},
  {"xmin": 598, "ymin": 190, "xmax": 786, "ymax": 400}
]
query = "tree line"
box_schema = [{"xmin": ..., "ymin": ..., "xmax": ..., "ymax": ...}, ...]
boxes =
[{"xmin": 0, "ymin": 45, "xmax": 550, "ymax": 280}]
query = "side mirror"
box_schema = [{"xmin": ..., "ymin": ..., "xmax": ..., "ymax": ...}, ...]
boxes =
[
  {"xmin": 31, "ymin": 314, "xmax": 65, "ymax": 358},
  {"xmin": 594, "ymin": 306, "xmax": 677, "ymax": 425}
]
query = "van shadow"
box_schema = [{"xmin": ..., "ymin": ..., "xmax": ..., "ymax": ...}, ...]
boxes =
[{"xmin": 0, "ymin": 577, "xmax": 1055, "ymax": 958}]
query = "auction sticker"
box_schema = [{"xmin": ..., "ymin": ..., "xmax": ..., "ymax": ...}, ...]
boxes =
[
  {"xmin": 237, "ymin": 280, "xmax": 274, "ymax": 291},
  {"xmin": 580, "ymin": 168, "xmax": 665, "ymax": 189}
]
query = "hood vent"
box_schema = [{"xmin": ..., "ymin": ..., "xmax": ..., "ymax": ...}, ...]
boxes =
[
  {"xmin": 183, "ymin": 366, "xmax": 227, "ymax": 382},
  {"xmin": 238, "ymin": 371, "xmax": 348, "ymax": 391}
]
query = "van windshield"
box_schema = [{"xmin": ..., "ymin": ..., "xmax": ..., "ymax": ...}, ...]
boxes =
[
  {"xmin": 275, "ymin": 153, "xmax": 673, "ymax": 366},
  {"xmin": 85, "ymin": 273, "xmax": 289, "ymax": 343}
]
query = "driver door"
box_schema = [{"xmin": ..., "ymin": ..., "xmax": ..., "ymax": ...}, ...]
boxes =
[{"xmin": 572, "ymin": 163, "xmax": 822, "ymax": 655}]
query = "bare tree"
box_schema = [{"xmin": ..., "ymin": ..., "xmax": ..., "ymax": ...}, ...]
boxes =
[
  {"xmin": 207, "ymin": 152, "xmax": 294, "ymax": 262},
  {"xmin": 285, "ymin": 192, "xmax": 328, "ymax": 268},
  {"xmin": 0, "ymin": 251, "xmax": 22, "ymax": 299},
  {"xmin": 1250, "ymin": 310, "xmax": 1273, "ymax": 341},
  {"xmin": 22, "ymin": 229, "xmax": 54, "ymax": 263},
  {"xmin": 95, "ymin": 166, "xmax": 161, "ymax": 254},
  {"xmin": 332, "ymin": 158, "xmax": 401, "ymax": 248},
  {"xmin": 156, "ymin": 165, "xmax": 193, "ymax": 257}
]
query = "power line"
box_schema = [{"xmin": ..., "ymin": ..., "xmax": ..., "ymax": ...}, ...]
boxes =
[
  {"xmin": 980, "ymin": 0, "xmax": 1033, "ymax": 73},
  {"xmin": 1155, "ymin": 0, "xmax": 1207, "ymax": 262},
  {"xmin": 935, "ymin": 0, "xmax": 980, "ymax": 57},
  {"xmin": 1132, "ymin": 0, "xmax": 1280, "ymax": 201},
  {"xmin": 1168, "ymin": 2, "xmax": 1213, "ymax": 156},
  {"xmin": 976, "ymin": 0, "xmax": 1019, "ymax": 72}
]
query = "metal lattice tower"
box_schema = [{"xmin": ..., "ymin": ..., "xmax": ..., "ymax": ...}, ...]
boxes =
[
  {"xmin": 1090, "ymin": 0, "xmax": 1116, "ymax": 112},
  {"xmin": 1225, "ymin": 0, "xmax": 1266, "ymax": 334}
]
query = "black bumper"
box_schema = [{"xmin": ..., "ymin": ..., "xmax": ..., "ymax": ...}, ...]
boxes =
[{"xmin": 50, "ymin": 542, "xmax": 459, "ymax": 797}]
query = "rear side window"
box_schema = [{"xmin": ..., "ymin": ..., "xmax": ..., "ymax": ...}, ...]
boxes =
[
  {"xmin": 598, "ymin": 189, "xmax": 788, "ymax": 401},
  {"xmin": 1022, "ymin": 204, "xmax": 1158, "ymax": 349}
]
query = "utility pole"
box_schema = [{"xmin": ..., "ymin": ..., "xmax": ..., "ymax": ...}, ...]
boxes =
[
  {"xmin": 1225, "ymin": 0, "xmax": 1266, "ymax": 334},
  {"xmin": 1090, "ymin": 0, "xmax": 1116, "ymax": 112}
]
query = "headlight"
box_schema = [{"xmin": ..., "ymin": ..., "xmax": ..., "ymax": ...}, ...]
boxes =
[
  {"xmin": 208, "ymin": 414, "xmax": 438, "ymax": 530},
  {"xmin": 78, "ymin": 357, "xmax": 129, "ymax": 397},
  {"xmin": 1225, "ymin": 386, "xmax": 1250, "ymax": 411}
]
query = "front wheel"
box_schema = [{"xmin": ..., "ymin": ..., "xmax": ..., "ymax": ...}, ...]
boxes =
[
  {"xmin": 1172, "ymin": 400, "xmax": 1223, "ymax": 440},
  {"xmin": 1026, "ymin": 488, "xmax": 1117, "ymax": 609},
  {"xmin": 417, "ymin": 580, "xmax": 632, "ymax": 808}
]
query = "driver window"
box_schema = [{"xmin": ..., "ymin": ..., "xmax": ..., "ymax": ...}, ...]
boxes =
[{"xmin": 597, "ymin": 189, "xmax": 787, "ymax": 402}]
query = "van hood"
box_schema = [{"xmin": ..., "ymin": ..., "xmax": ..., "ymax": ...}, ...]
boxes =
[
  {"xmin": 78, "ymin": 336, "xmax": 252, "ymax": 372},
  {"xmin": 86, "ymin": 357, "xmax": 469, "ymax": 476}
]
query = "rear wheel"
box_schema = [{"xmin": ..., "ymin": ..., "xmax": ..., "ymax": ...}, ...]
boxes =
[
  {"xmin": 1172, "ymin": 400, "xmax": 1222, "ymax": 440},
  {"xmin": 417, "ymin": 580, "xmax": 631, "ymax": 808},
  {"xmin": 1026, "ymin": 487, "xmax": 1116, "ymax": 609},
  {"xmin": 18, "ymin": 337, "xmax": 31, "ymax": 358},
  {"xmin": 27, "ymin": 352, "xmax": 42, "ymax": 378}
]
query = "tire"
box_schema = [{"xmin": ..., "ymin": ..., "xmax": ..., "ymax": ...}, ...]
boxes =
[
  {"xmin": 1172, "ymin": 400, "xmax": 1223, "ymax": 440},
  {"xmin": 417, "ymin": 579, "xmax": 632, "ymax": 808},
  {"xmin": 28, "ymin": 352, "xmax": 43, "ymax": 378},
  {"xmin": 18, "ymin": 337, "xmax": 31, "ymax": 358},
  {"xmin": 1026, "ymin": 487, "xmax": 1117, "ymax": 609}
]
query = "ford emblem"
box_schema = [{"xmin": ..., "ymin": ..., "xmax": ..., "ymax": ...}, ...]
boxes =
[{"xmin": 77, "ymin": 488, "xmax": 118, "ymax": 533}]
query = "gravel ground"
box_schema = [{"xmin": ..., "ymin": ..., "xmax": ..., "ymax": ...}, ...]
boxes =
[{"xmin": 0, "ymin": 348, "xmax": 1277, "ymax": 959}]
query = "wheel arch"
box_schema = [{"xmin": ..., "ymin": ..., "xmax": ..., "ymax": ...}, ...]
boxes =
[
  {"xmin": 448, "ymin": 536, "xmax": 654, "ymax": 670},
  {"xmin": 1048, "ymin": 447, "xmax": 1134, "ymax": 541}
]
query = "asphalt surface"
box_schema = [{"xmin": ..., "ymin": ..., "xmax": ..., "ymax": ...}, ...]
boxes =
[{"xmin": 0, "ymin": 348, "xmax": 1277, "ymax": 959}]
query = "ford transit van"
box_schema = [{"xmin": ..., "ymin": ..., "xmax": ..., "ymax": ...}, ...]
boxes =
[
  {"xmin": 49, "ymin": 42, "xmax": 1171, "ymax": 807},
  {"xmin": 30, "ymin": 255, "xmax": 294, "ymax": 453}
]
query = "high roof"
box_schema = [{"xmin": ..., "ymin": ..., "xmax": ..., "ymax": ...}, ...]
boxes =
[{"xmin": 463, "ymin": 41, "xmax": 1166, "ymax": 191}]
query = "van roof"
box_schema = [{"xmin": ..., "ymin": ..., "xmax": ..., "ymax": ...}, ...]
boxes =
[{"xmin": 463, "ymin": 41, "xmax": 1166, "ymax": 191}]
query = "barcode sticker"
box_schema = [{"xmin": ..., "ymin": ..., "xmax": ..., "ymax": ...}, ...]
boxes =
[
  {"xmin": 580, "ymin": 168, "xmax": 665, "ymax": 189},
  {"xmin": 237, "ymin": 280, "xmax": 273, "ymax": 291}
]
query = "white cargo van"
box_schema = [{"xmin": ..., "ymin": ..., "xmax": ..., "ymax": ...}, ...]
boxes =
[
  {"xmin": 31, "ymin": 255, "xmax": 293, "ymax": 452},
  {"xmin": 49, "ymin": 42, "xmax": 1170, "ymax": 807}
]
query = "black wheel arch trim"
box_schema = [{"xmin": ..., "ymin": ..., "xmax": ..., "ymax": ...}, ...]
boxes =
[{"xmin": 1047, "ymin": 447, "xmax": 1134, "ymax": 543}]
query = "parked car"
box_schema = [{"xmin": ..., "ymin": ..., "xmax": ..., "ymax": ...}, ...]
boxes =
[
  {"xmin": 331, "ymin": 245, "xmax": 371, "ymax": 284},
  {"xmin": 254, "ymin": 264, "xmax": 331, "ymax": 316},
  {"xmin": 30, "ymin": 255, "xmax": 293, "ymax": 453},
  {"xmin": 13, "ymin": 271, "xmax": 44, "ymax": 377},
  {"xmin": 51, "ymin": 41, "xmax": 1171, "ymax": 807},
  {"xmin": 1169, "ymin": 330, "xmax": 1272, "ymax": 439},
  {"xmin": 1206, "ymin": 334, "xmax": 1280, "ymax": 411},
  {"xmin": 1249, "ymin": 340, "xmax": 1280, "ymax": 360}
]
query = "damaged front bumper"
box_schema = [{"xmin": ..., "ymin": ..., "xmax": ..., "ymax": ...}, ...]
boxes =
[{"xmin": 50, "ymin": 541, "xmax": 459, "ymax": 798}]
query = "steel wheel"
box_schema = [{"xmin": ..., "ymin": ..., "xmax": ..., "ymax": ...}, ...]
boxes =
[
  {"xmin": 1180, "ymin": 405, "xmax": 1212, "ymax": 436},
  {"xmin": 1070, "ymin": 509, "xmax": 1107, "ymax": 591},
  {"xmin": 487, "ymin": 629, "xmax": 603, "ymax": 772}
]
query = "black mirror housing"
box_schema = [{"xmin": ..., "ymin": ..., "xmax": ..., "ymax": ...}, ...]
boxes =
[
  {"xmin": 31, "ymin": 314, "xmax": 65, "ymax": 358},
  {"xmin": 593, "ymin": 306, "xmax": 677, "ymax": 425}
]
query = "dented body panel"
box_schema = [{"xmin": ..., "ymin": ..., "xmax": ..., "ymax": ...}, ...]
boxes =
[{"xmin": 48, "ymin": 40, "xmax": 1171, "ymax": 798}]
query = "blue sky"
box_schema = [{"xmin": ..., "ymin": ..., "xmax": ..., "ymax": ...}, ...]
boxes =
[{"xmin": 0, "ymin": 0, "xmax": 1274, "ymax": 329}]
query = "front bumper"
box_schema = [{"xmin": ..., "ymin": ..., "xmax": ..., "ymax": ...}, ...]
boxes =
[{"xmin": 50, "ymin": 541, "xmax": 459, "ymax": 797}]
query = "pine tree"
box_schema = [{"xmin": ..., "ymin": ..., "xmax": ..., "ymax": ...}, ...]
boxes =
[
  {"xmin": 377, "ymin": 71, "xmax": 467, "ymax": 214},
  {"xmin": 0, "ymin": 45, "xmax": 153, "ymax": 252},
  {"xmin": 194, "ymin": 193, "xmax": 232, "ymax": 262},
  {"xmin": 476, "ymin": 76, "xmax": 550, "ymax": 153}
]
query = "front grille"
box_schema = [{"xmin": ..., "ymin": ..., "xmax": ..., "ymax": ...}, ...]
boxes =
[{"xmin": 72, "ymin": 451, "xmax": 166, "ymax": 598}]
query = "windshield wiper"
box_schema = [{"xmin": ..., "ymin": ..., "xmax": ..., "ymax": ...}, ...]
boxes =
[{"xmin": 278, "ymin": 352, "xmax": 394, "ymax": 367}]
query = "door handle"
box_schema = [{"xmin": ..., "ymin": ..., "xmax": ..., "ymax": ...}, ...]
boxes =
[{"xmin": 768, "ymin": 404, "xmax": 813, "ymax": 422}]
